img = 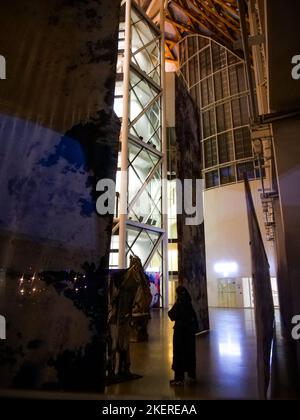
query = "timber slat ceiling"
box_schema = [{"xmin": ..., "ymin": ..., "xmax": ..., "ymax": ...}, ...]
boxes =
[{"xmin": 136, "ymin": 0, "xmax": 242, "ymax": 63}]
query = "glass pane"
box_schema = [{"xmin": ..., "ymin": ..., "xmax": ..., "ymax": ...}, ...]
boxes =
[
  {"xmin": 130, "ymin": 98, "xmax": 161, "ymax": 150},
  {"xmin": 126, "ymin": 226, "xmax": 141, "ymax": 248},
  {"xmin": 237, "ymin": 161, "xmax": 255, "ymax": 181},
  {"xmin": 128, "ymin": 143, "xmax": 159, "ymax": 179},
  {"xmin": 216, "ymin": 103, "xmax": 231, "ymax": 132},
  {"xmin": 212, "ymin": 43, "xmax": 227, "ymax": 72},
  {"xmin": 131, "ymin": 10, "xmax": 158, "ymax": 45},
  {"xmin": 229, "ymin": 65, "xmax": 239, "ymax": 95},
  {"xmin": 201, "ymin": 76, "xmax": 214, "ymax": 107},
  {"xmin": 218, "ymin": 132, "xmax": 234, "ymax": 164},
  {"xmin": 232, "ymin": 96, "xmax": 249, "ymax": 127},
  {"xmin": 214, "ymin": 69, "xmax": 229, "ymax": 101},
  {"xmin": 204, "ymin": 137, "xmax": 218, "ymax": 168},
  {"xmin": 113, "ymin": 97, "xmax": 123, "ymax": 118},
  {"xmin": 189, "ymin": 55, "xmax": 199, "ymax": 87},
  {"xmin": 227, "ymin": 50, "xmax": 240, "ymax": 65},
  {"xmin": 132, "ymin": 26, "xmax": 161, "ymax": 85},
  {"xmin": 116, "ymin": 55, "xmax": 124, "ymax": 73},
  {"xmin": 128, "ymin": 165, "xmax": 143, "ymax": 203},
  {"xmin": 148, "ymin": 248, "xmax": 163, "ymax": 276},
  {"xmin": 200, "ymin": 47, "xmax": 211, "ymax": 79},
  {"xmin": 199, "ymin": 37, "xmax": 209, "ymax": 50},
  {"xmin": 237, "ymin": 64, "xmax": 246, "ymax": 92},
  {"xmin": 109, "ymin": 252, "xmax": 119, "ymax": 268},
  {"xmin": 187, "ymin": 36, "xmax": 196, "ymax": 57},
  {"xmin": 220, "ymin": 165, "xmax": 236, "ymax": 185},
  {"xmin": 128, "ymin": 167, "xmax": 162, "ymax": 227},
  {"xmin": 229, "ymin": 64, "xmax": 246, "ymax": 95},
  {"xmin": 202, "ymin": 109, "xmax": 216, "ymax": 138},
  {"xmin": 130, "ymin": 72, "xmax": 159, "ymax": 120},
  {"xmin": 179, "ymin": 39, "xmax": 186, "ymax": 64},
  {"xmin": 205, "ymin": 170, "xmax": 219, "ymax": 188},
  {"xmin": 234, "ymin": 127, "xmax": 252, "ymax": 160},
  {"xmin": 127, "ymin": 227, "xmax": 160, "ymax": 266}
]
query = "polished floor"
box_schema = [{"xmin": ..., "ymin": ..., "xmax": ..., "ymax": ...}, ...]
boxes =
[
  {"xmin": 105, "ymin": 308, "xmax": 259, "ymax": 400},
  {"xmin": 2, "ymin": 307, "xmax": 298, "ymax": 400}
]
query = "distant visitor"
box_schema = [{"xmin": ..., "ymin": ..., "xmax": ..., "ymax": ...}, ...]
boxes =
[{"xmin": 168, "ymin": 286, "xmax": 198, "ymax": 386}]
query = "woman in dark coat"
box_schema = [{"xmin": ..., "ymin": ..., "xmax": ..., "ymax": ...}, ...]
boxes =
[{"xmin": 168, "ymin": 285, "xmax": 198, "ymax": 386}]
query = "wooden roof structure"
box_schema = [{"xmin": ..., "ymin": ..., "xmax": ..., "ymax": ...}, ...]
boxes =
[{"xmin": 136, "ymin": 0, "xmax": 242, "ymax": 63}]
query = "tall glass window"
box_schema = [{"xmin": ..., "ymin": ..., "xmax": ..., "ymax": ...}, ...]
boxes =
[
  {"xmin": 178, "ymin": 35, "xmax": 260, "ymax": 190},
  {"xmin": 111, "ymin": 1, "xmax": 165, "ymax": 305}
]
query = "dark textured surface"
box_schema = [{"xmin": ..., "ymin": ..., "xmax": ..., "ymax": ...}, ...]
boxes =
[
  {"xmin": 244, "ymin": 177, "xmax": 274, "ymax": 399},
  {"xmin": 0, "ymin": 0, "xmax": 121, "ymax": 391},
  {"xmin": 266, "ymin": 1, "xmax": 300, "ymax": 376},
  {"xmin": 0, "ymin": 270, "xmax": 108, "ymax": 391},
  {"xmin": 0, "ymin": 0, "xmax": 121, "ymax": 272},
  {"xmin": 0, "ymin": 111, "xmax": 120, "ymax": 272},
  {"xmin": 175, "ymin": 76, "xmax": 209, "ymax": 332}
]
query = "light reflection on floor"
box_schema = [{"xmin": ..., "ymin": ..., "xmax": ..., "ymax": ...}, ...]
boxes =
[
  {"xmin": 105, "ymin": 308, "xmax": 258, "ymax": 400},
  {"xmin": 218, "ymin": 337, "xmax": 242, "ymax": 357}
]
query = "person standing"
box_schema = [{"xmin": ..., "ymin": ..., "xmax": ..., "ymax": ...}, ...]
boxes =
[{"xmin": 168, "ymin": 285, "xmax": 198, "ymax": 386}]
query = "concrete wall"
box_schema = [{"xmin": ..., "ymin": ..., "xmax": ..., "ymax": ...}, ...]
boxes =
[
  {"xmin": 272, "ymin": 117, "xmax": 300, "ymax": 338},
  {"xmin": 266, "ymin": 0, "xmax": 300, "ymax": 113},
  {"xmin": 266, "ymin": 0, "xmax": 300, "ymax": 371},
  {"xmin": 204, "ymin": 180, "xmax": 276, "ymax": 307}
]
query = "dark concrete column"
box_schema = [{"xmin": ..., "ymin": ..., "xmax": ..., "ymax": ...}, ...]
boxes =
[
  {"xmin": 266, "ymin": 0, "xmax": 300, "ymax": 373},
  {"xmin": 175, "ymin": 76, "xmax": 209, "ymax": 332}
]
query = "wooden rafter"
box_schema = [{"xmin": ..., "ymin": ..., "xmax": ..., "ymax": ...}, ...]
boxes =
[
  {"xmin": 165, "ymin": 39, "xmax": 176, "ymax": 61},
  {"xmin": 170, "ymin": 1, "xmax": 235, "ymax": 43},
  {"xmin": 165, "ymin": 16, "xmax": 193, "ymax": 35},
  {"xmin": 136, "ymin": 0, "xmax": 244, "ymax": 62},
  {"xmin": 213, "ymin": 0, "xmax": 240, "ymax": 20},
  {"xmin": 192, "ymin": 0, "xmax": 239, "ymax": 32}
]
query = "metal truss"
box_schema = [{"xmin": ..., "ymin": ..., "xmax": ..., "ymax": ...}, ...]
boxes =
[{"xmin": 111, "ymin": 0, "xmax": 167, "ymax": 298}]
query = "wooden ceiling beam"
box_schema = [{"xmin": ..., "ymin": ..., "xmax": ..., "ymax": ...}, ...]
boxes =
[
  {"xmin": 213, "ymin": 0, "xmax": 240, "ymax": 20},
  {"xmin": 169, "ymin": 1, "xmax": 215, "ymax": 36},
  {"xmin": 146, "ymin": 0, "xmax": 159, "ymax": 19},
  {"xmin": 165, "ymin": 39, "xmax": 177, "ymax": 61},
  {"xmin": 171, "ymin": 0, "xmax": 235, "ymax": 42},
  {"xmin": 192, "ymin": 0, "xmax": 240, "ymax": 32},
  {"xmin": 189, "ymin": 2, "xmax": 235, "ymax": 41},
  {"xmin": 166, "ymin": 39, "xmax": 177, "ymax": 47},
  {"xmin": 165, "ymin": 16, "xmax": 192, "ymax": 34},
  {"xmin": 137, "ymin": 0, "xmax": 243, "ymax": 62},
  {"xmin": 166, "ymin": 58, "xmax": 178, "ymax": 64},
  {"xmin": 166, "ymin": 4, "xmax": 185, "ymax": 40}
]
